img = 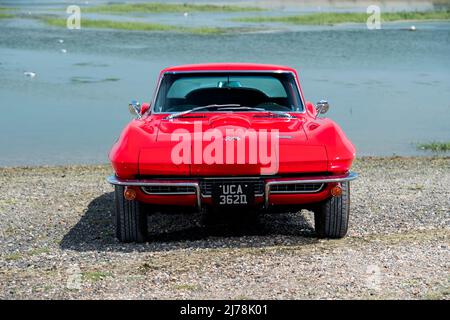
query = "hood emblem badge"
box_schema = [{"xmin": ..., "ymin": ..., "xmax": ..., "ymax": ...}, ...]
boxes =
[{"xmin": 225, "ymin": 136, "xmax": 241, "ymax": 141}]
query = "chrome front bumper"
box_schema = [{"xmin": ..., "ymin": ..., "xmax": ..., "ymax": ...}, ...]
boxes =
[
  {"xmin": 107, "ymin": 176, "xmax": 202, "ymax": 208},
  {"xmin": 107, "ymin": 172, "xmax": 358, "ymax": 209},
  {"xmin": 264, "ymin": 172, "xmax": 358, "ymax": 207}
]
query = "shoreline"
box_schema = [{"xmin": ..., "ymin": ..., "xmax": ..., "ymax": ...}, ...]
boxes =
[
  {"xmin": 0, "ymin": 155, "xmax": 448, "ymax": 171},
  {"xmin": 2, "ymin": 4, "xmax": 449, "ymax": 33}
]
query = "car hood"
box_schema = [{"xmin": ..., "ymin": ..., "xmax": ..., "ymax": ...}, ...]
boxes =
[{"xmin": 137, "ymin": 113, "xmax": 328, "ymax": 176}]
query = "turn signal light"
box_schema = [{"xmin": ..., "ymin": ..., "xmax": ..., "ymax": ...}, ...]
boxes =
[
  {"xmin": 124, "ymin": 187, "xmax": 137, "ymax": 201},
  {"xmin": 331, "ymin": 184, "xmax": 343, "ymax": 197}
]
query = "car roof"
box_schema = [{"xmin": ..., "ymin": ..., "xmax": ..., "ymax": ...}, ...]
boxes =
[{"xmin": 161, "ymin": 63, "xmax": 297, "ymax": 74}]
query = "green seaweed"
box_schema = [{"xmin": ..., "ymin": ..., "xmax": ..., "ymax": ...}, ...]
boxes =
[
  {"xmin": 232, "ymin": 10, "xmax": 450, "ymax": 25},
  {"xmin": 85, "ymin": 3, "xmax": 264, "ymax": 14}
]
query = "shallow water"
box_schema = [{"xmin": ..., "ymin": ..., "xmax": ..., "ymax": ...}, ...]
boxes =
[{"xmin": 0, "ymin": 1, "xmax": 449, "ymax": 165}]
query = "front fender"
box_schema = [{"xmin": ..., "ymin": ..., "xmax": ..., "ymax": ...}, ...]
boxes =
[
  {"xmin": 109, "ymin": 119, "xmax": 158, "ymax": 178},
  {"xmin": 303, "ymin": 118, "xmax": 356, "ymax": 173}
]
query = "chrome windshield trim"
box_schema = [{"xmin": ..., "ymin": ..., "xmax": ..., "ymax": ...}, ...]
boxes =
[
  {"xmin": 264, "ymin": 172, "xmax": 358, "ymax": 208},
  {"xmin": 151, "ymin": 70, "xmax": 306, "ymax": 115},
  {"xmin": 107, "ymin": 176, "xmax": 201, "ymax": 209}
]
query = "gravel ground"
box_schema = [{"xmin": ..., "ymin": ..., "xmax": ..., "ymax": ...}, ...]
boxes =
[{"xmin": 0, "ymin": 157, "xmax": 449, "ymax": 299}]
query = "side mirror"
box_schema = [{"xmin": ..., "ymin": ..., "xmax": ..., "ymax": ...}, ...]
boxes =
[
  {"xmin": 316, "ymin": 100, "xmax": 329, "ymax": 115},
  {"xmin": 128, "ymin": 100, "xmax": 142, "ymax": 118}
]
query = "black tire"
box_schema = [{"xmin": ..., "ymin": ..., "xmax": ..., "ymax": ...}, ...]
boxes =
[
  {"xmin": 314, "ymin": 182, "xmax": 350, "ymax": 239},
  {"xmin": 114, "ymin": 185, "xmax": 148, "ymax": 243}
]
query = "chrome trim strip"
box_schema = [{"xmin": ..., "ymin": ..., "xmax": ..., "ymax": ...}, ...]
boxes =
[
  {"xmin": 264, "ymin": 172, "xmax": 358, "ymax": 208},
  {"xmin": 141, "ymin": 190, "xmax": 197, "ymax": 196},
  {"xmin": 202, "ymin": 176, "xmax": 262, "ymax": 180},
  {"xmin": 201, "ymin": 193, "xmax": 264, "ymax": 198},
  {"xmin": 269, "ymin": 183, "xmax": 325, "ymax": 194},
  {"xmin": 145, "ymin": 192, "xmax": 196, "ymax": 195},
  {"xmin": 106, "ymin": 176, "xmax": 201, "ymax": 209},
  {"xmin": 150, "ymin": 73, "xmax": 164, "ymax": 114}
]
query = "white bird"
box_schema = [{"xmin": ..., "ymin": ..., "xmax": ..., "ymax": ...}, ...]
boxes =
[
  {"xmin": 409, "ymin": 25, "xmax": 416, "ymax": 31},
  {"xmin": 58, "ymin": 39, "xmax": 64, "ymax": 44},
  {"xmin": 183, "ymin": 12, "xmax": 189, "ymax": 17},
  {"xmin": 24, "ymin": 71, "xmax": 36, "ymax": 78},
  {"xmin": 61, "ymin": 49, "xmax": 67, "ymax": 53}
]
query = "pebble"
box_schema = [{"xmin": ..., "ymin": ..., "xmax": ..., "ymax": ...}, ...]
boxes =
[{"xmin": 0, "ymin": 158, "xmax": 448, "ymax": 299}]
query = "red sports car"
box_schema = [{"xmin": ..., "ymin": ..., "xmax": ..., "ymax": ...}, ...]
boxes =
[{"xmin": 108, "ymin": 63, "xmax": 357, "ymax": 242}]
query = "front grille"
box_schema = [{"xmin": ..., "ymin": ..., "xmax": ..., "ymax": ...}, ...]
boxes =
[
  {"xmin": 200, "ymin": 178, "xmax": 264, "ymax": 196},
  {"xmin": 270, "ymin": 183, "xmax": 324, "ymax": 194},
  {"xmin": 141, "ymin": 185, "xmax": 196, "ymax": 195}
]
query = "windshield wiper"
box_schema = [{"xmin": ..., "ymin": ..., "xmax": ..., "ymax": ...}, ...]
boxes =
[
  {"xmin": 216, "ymin": 106, "xmax": 265, "ymax": 112},
  {"xmin": 165, "ymin": 103, "xmax": 265, "ymax": 120},
  {"xmin": 253, "ymin": 111, "xmax": 295, "ymax": 118},
  {"xmin": 266, "ymin": 111, "xmax": 295, "ymax": 118},
  {"xmin": 165, "ymin": 104, "xmax": 242, "ymax": 120}
]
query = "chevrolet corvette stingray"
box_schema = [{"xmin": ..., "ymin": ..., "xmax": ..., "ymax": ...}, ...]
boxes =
[{"xmin": 107, "ymin": 63, "xmax": 357, "ymax": 242}]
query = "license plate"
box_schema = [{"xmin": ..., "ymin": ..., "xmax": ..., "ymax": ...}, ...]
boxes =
[{"xmin": 212, "ymin": 183, "xmax": 254, "ymax": 206}]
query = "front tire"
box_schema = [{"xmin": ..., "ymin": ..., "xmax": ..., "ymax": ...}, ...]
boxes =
[
  {"xmin": 114, "ymin": 185, "xmax": 148, "ymax": 243},
  {"xmin": 314, "ymin": 182, "xmax": 350, "ymax": 239}
]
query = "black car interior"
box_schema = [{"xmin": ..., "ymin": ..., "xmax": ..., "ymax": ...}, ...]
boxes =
[{"xmin": 164, "ymin": 87, "xmax": 291, "ymax": 112}]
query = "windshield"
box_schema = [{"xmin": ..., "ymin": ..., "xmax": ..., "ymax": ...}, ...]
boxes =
[{"xmin": 153, "ymin": 72, "xmax": 303, "ymax": 113}]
